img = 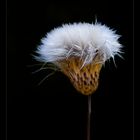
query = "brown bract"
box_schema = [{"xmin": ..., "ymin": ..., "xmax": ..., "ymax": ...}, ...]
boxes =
[{"xmin": 57, "ymin": 57, "xmax": 102, "ymax": 95}]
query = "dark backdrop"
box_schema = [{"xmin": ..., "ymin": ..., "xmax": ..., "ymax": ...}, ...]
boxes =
[{"xmin": 7, "ymin": 0, "xmax": 133, "ymax": 140}]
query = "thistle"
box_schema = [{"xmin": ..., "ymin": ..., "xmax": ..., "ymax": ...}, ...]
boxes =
[
  {"xmin": 35, "ymin": 22, "xmax": 122, "ymax": 140},
  {"xmin": 35, "ymin": 22, "xmax": 122, "ymax": 95}
]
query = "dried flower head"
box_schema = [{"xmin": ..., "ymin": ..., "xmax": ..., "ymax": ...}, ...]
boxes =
[{"xmin": 35, "ymin": 22, "xmax": 122, "ymax": 95}]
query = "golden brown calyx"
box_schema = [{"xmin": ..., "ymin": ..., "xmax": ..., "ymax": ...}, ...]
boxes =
[{"xmin": 57, "ymin": 57, "xmax": 102, "ymax": 95}]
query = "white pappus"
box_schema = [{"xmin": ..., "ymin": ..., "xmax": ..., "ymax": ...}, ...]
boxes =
[{"xmin": 35, "ymin": 22, "xmax": 123, "ymax": 66}]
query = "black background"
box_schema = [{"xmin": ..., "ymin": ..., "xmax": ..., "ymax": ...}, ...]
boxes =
[{"xmin": 7, "ymin": 0, "xmax": 133, "ymax": 140}]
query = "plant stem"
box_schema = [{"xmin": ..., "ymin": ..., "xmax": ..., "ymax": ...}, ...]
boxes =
[{"xmin": 87, "ymin": 95, "xmax": 91, "ymax": 140}]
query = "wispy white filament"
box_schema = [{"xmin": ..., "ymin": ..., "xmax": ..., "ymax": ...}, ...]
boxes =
[{"xmin": 35, "ymin": 22, "xmax": 122, "ymax": 66}]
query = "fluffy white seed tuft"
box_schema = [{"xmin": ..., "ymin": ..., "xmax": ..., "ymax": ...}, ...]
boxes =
[{"xmin": 35, "ymin": 22, "xmax": 122, "ymax": 66}]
